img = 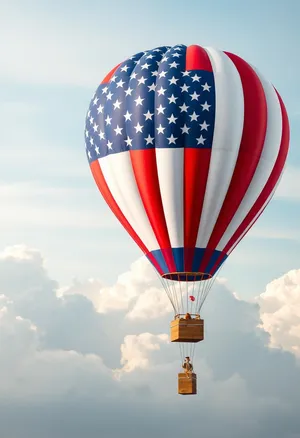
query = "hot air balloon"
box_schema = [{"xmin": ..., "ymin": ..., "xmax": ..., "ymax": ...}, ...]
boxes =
[{"xmin": 84, "ymin": 44, "xmax": 290, "ymax": 395}]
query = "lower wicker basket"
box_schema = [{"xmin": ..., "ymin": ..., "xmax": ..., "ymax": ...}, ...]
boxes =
[{"xmin": 178, "ymin": 372, "xmax": 197, "ymax": 395}]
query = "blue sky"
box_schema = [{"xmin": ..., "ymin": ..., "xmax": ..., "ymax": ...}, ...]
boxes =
[{"xmin": 1, "ymin": 0, "xmax": 300, "ymax": 299}]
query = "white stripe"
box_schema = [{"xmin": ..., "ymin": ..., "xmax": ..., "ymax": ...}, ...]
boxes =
[
  {"xmin": 155, "ymin": 148, "xmax": 184, "ymax": 247},
  {"xmin": 227, "ymin": 171, "xmax": 284, "ymax": 255},
  {"xmin": 216, "ymin": 71, "xmax": 283, "ymax": 251},
  {"xmin": 195, "ymin": 47, "xmax": 244, "ymax": 248},
  {"xmin": 99, "ymin": 152, "xmax": 159, "ymax": 251}
]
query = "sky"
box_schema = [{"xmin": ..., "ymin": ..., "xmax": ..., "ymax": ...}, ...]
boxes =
[{"xmin": 1, "ymin": 0, "xmax": 300, "ymax": 436}]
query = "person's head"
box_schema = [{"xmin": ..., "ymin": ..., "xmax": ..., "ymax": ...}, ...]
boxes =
[{"xmin": 185, "ymin": 356, "xmax": 190, "ymax": 362}]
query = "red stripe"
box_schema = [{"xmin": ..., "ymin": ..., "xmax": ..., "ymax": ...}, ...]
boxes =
[
  {"xmin": 204, "ymin": 52, "xmax": 268, "ymax": 253},
  {"xmin": 90, "ymin": 160, "xmax": 163, "ymax": 274},
  {"xmin": 186, "ymin": 45, "xmax": 213, "ymax": 71},
  {"xmin": 129, "ymin": 149, "xmax": 176, "ymax": 272},
  {"xmin": 184, "ymin": 149, "xmax": 211, "ymax": 270},
  {"xmin": 184, "ymin": 46, "xmax": 213, "ymax": 271},
  {"xmin": 101, "ymin": 64, "xmax": 121, "ymax": 84},
  {"xmin": 209, "ymin": 88, "xmax": 289, "ymax": 273}
]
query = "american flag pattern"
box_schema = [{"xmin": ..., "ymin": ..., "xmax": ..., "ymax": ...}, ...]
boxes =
[{"xmin": 85, "ymin": 44, "xmax": 289, "ymax": 281}]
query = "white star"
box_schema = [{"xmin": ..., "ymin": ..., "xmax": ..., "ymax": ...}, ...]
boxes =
[
  {"xmin": 89, "ymin": 116, "xmax": 94, "ymax": 125},
  {"xmin": 146, "ymin": 54, "xmax": 154, "ymax": 59},
  {"xmin": 202, "ymin": 82, "xmax": 211, "ymax": 92},
  {"xmin": 168, "ymin": 94, "xmax": 178, "ymax": 104},
  {"xmin": 93, "ymin": 123, "xmax": 98, "ymax": 132},
  {"xmin": 148, "ymin": 83, "xmax": 156, "ymax": 92},
  {"xmin": 125, "ymin": 87, "xmax": 133, "ymax": 96},
  {"xmin": 196, "ymin": 135, "xmax": 206, "ymax": 145},
  {"xmin": 130, "ymin": 72, "xmax": 137, "ymax": 80},
  {"xmin": 169, "ymin": 76, "xmax": 179, "ymax": 85},
  {"xmin": 135, "ymin": 96, "xmax": 144, "ymax": 106},
  {"xmin": 167, "ymin": 134, "xmax": 177, "ymax": 144},
  {"xmin": 144, "ymin": 110, "xmax": 154, "ymax": 120},
  {"xmin": 169, "ymin": 61, "xmax": 179, "ymax": 68},
  {"xmin": 157, "ymin": 124, "xmax": 165, "ymax": 134},
  {"xmin": 106, "ymin": 91, "xmax": 113, "ymax": 100},
  {"xmin": 121, "ymin": 65, "xmax": 129, "ymax": 72},
  {"xmin": 157, "ymin": 86, "xmax": 166, "ymax": 96},
  {"xmin": 141, "ymin": 62, "xmax": 150, "ymax": 69},
  {"xmin": 110, "ymin": 75, "xmax": 117, "ymax": 82},
  {"xmin": 87, "ymin": 110, "xmax": 91, "ymax": 117},
  {"xmin": 99, "ymin": 130, "xmax": 105, "ymax": 140},
  {"xmin": 201, "ymin": 101, "xmax": 211, "ymax": 111},
  {"xmin": 174, "ymin": 47, "xmax": 182, "ymax": 51},
  {"xmin": 182, "ymin": 71, "xmax": 190, "ymax": 77},
  {"xmin": 172, "ymin": 52, "xmax": 181, "ymax": 58},
  {"xmin": 105, "ymin": 115, "xmax": 112, "ymax": 125},
  {"xmin": 156, "ymin": 104, "xmax": 166, "ymax": 114},
  {"xmin": 200, "ymin": 121, "xmax": 210, "ymax": 131},
  {"xmin": 179, "ymin": 103, "xmax": 189, "ymax": 112},
  {"xmin": 168, "ymin": 114, "xmax": 178, "ymax": 124},
  {"xmin": 138, "ymin": 76, "xmax": 146, "ymax": 85},
  {"xmin": 161, "ymin": 56, "xmax": 169, "ymax": 63},
  {"xmin": 90, "ymin": 137, "xmax": 94, "ymax": 145},
  {"xmin": 116, "ymin": 79, "xmax": 125, "ymax": 88},
  {"xmin": 114, "ymin": 125, "xmax": 123, "ymax": 136},
  {"xmin": 107, "ymin": 140, "xmax": 113, "ymax": 150},
  {"xmin": 152, "ymin": 70, "xmax": 158, "ymax": 76},
  {"xmin": 190, "ymin": 91, "xmax": 200, "ymax": 101},
  {"xmin": 113, "ymin": 99, "xmax": 122, "ymax": 109},
  {"xmin": 159, "ymin": 70, "xmax": 167, "ymax": 78},
  {"xmin": 124, "ymin": 111, "xmax": 132, "ymax": 121},
  {"xmin": 87, "ymin": 150, "xmax": 91, "ymax": 159},
  {"xmin": 102, "ymin": 86, "xmax": 108, "ymax": 94},
  {"xmin": 97, "ymin": 104, "xmax": 104, "ymax": 114},
  {"xmin": 190, "ymin": 111, "xmax": 199, "ymax": 121},
  {"xmin": 180, "ymin": 84, "xmax": 190, "ymax": 92},
  {"xmin": 95, "ymin": 145, "xmax": 100, "ymax": 155},
  {"xmin": 191, "ymin": 74, "xmax": 201, "ymax": 82},
  {"xmin": 85, "ymin": 129, "xmax": 89, "ymax": 138},
  {"xmin": 145, "ymin": 134, "xmax": 154, "ymax": 145},
  {"xmin": 93, "ymin": 97, "xmax": 99, "ymax": 105},
  {"xmin": 153, "ymin": 48, "xmax": 161, "ymax": 52},
  {"xmin": 181, "ymin": 124, "xmax": 190, "ymax": 134},
  {"xmin": 135, "ymin": 123, "xmax": 143, "ymax": 133},
  {"xmin": 125, "ymin": 136, "xmax": 133, "ymax": 147}
]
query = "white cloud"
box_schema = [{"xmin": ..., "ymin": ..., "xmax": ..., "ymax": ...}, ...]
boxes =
[
  {"xmin": 60, "ymin": 257, "xmax": 162, "ymax": 314},
  {"xmin": 126, "ymin": 286, "xmax": 172, "ymax": 320},
  {"xmin": 0, "ymin": 244, "xmax": 43, "ymax": 263},
  {"xmin": 258, "ymin": 268, "xmax": 300, "ymax": 356},
  {"xmin": 0, "ymin": 295, "xmax": 38, "ymax": 379},
  {"xmin": 114, "ymin": 332, "xmax": 169, "ymax": 377},
  {"xmin": 1, "ymin": 243, "xmax": 300, "ymax": 437},
  {"xmin": 0, "ymin": 303, "xmax": 111, "ymax": 399}
]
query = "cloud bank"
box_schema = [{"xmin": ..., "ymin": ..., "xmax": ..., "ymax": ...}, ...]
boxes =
[{"xmin": 0, "ymin": 244, "xmax": 300, "ymax": 437}]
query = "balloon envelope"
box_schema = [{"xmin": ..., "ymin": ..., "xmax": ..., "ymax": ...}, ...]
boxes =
[{"xmin": 85, "ymin": 44, "xmax": 289, "ymax": 284}]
